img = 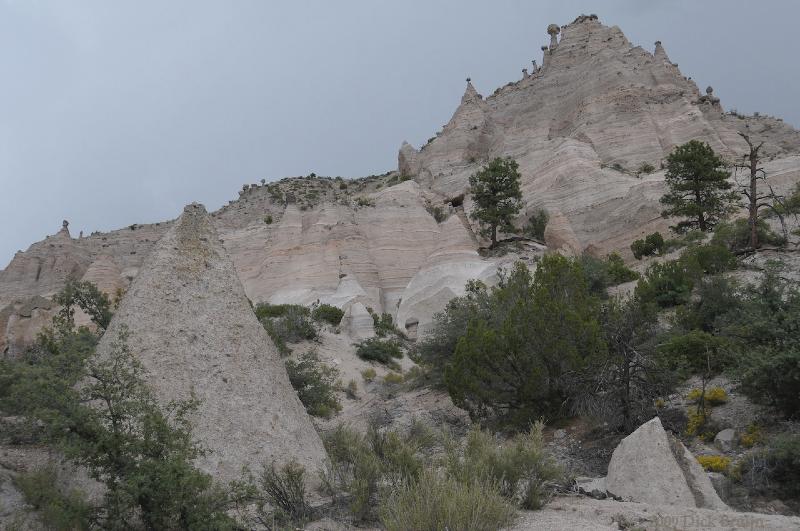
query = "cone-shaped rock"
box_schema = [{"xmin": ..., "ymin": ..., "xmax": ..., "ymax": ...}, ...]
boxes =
[
  {"xmin": 95, "ymin": 203, "xmax": 327, "ymax": 483},
  {"xmin": 606, "ymin": 417, "xmax": 727, "ymax": 510}
]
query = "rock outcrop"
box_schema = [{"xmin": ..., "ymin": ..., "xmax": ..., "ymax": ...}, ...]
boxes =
[
  {"xmin": 94, "ymin": 203, "xmax": 327, "ymax": 483},
  {"xmin": 605, "ymin": 417, "xmax": 727, "ymax": 510}
]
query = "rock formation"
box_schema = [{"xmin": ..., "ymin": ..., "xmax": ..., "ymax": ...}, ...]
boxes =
[
  {"xmin": 397, "ymin": 15, "xmax": 800, "ymax": 259},
  {"xmin": 605, "ymin": 417, "xmax": 727, "ymax": 510},
  {"xmin": 2, "ymin": 15, "xmax": 800, "ymax": 355},
  {"xmin": 94, "ymin": 203, "xmax": 327, "ymax": 483}
]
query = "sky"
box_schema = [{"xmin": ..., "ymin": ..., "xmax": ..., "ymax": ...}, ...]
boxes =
[{"xmin": 1, "ymin": 0, "xmax": 799, "ymax": 268}]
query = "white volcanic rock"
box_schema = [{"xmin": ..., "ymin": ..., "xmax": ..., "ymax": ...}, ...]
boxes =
[
  {"xmin": 396, "ymin": 213, "xmax": 503, "ymax": 337},
  {"xmin": 2, "ymin": 15, "xmax": 800, "ymax": 355},
  {"xmin": 543, "ymin": 208, "xmax": 582, "ymax": 256},
  {"xmin": 398, "ymin": 15, "xmax": 800, "ymax": 256},
  {"xmin": 606, "ymin": 417, "xmax": 727, "ymax": 510},
  {"xmin": 0, "ymin": 296, "xmax": 54, "ymax": 358},
  {"xmin": 94, "ymin": 203, "xmax": 327, "ymax": 483},
  {"xmin": 80, "ymin": 254, "xmax": 126, "ymax": 298},
  {"xmin": 342, "ymin": 301, "xmax": 375, "ymax": 340}
]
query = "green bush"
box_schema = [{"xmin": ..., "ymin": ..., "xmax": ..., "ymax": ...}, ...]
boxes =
[
  {"xmin": 361, "ymin": 367, "xmax": 376, "ymax": 382},
  {"xmin": 415, "ymin": 280, "xmax": 491, "ymax": 386},
  {"xmin": 679, "ymin": 243, "xmax": 736, "ymax": 275},
  {"xmin": 444, "ymin": 257, "xmax": 603, "ymax": 426},
  {"xmin": 605, "ymin": 252, "xmax": 639, "ymax": 284},
  {"xmin": 635, "ymin": 259, "xmax": 694, "ymax": 307},
  {"xmin": 763, "ymin": 434, "xmax": 800, "ymax": 497},
  {"xmin": 255, "ymin": 460, "xmax": 311, "ymax": 527},
  {"xmin": 1, "ymin": 326, "xmax": 237, "ymax": 530},
  {"xmin": 324, "ymin": 420, "xmax": 558, "ymax": 527},
  {"xmin": 737, "ymin": 434, "xmax": 800, "ymax": 499},
  {"xmin": 737, "ymin": 348, "xmax": 800, "ymax": 419},
  {"xmin": 355, "ymin": 338, "xmax": 403, "ymax": 370},
  {"xmin": 379, "ymin": 471, "xmax": 516, "ymax": 531},
  {"xmin": 579, "ymin": 253, "xmax": 639, "ymax": 297},
  {"xmin": 311, "ymin": 303, "xmax": 344, "ymax": 326},
  {"xmin": 579, "ymin": 254, "xmax": 611, "ymax": 297},
  {"xmin": 254, "ymin": 302, "xmax": 309, "ymax": 320},
  {"xmin": 711, "ymin": 218, "xmax": 785, "ymax": 251},
  {"xmin": 426, "ymin": 204, "xmax": 448, "ymax": 223},
  {"xmin": 263, "ymin": 214, "xmax": 273, "ymax": 224},
  {"xmin": 630, "ymin": 232, "xmax": 665, "ymax": 259},
  {"xmin": 447, "ymin": 422, "xmax": 561, "ymax": 510},
  {"xmin": 322, "ymin": 423, "xmax": 433, "ymax": 521},
  {"xmin": 371, "ymin": 311, "xmax": 402, "ymax": 338},
  {"xmin": 284, "ymin": 351, "xmax": 341, "ymax": 419},
  {"xmin": 53, "ymin": 279, "xmax": 114, "ymax": 332},
  {"xmin": 699, "ymin": 266, "xmax": 800, "ymax": 419},
  {"xmin": 383, "ymin": 371, "xmax": 404, "ymax": 385},
  {"xmin": 637, "ymin": 162, "xmax": 655, "ymax": 175},
  {"xmin": 676, "ymin": 275, "xmax": 740, "ymax": 332},
  {"xmin": 321, "ymin": 425, "xmax": 382, "ymax": 520},
  {"xmin": 14, "ymin": 465, "xmax": 93, "ymax": 530},
  {"xmin": 255, "ymin": 303, "xmax": 317, "ymax": 353},
  {"xmin": 355, "ymin": 196, "xmax": 375, "ymax": 207},
  {"xmin": 524, "ymin": 209, "xmax": 549, "ymax": 241}
]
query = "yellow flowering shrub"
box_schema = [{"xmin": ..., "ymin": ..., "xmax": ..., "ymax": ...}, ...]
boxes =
[
  {"xmin": 686, "ymin": 387, "xmax": 728, "ymax": 406},
  {"xmin": 696, "ymin": 455, "xmax": 731, "ymax": 473},
  {"xmin": 739, "ymin": 424, "xmax": 763, "ymax": 448}
]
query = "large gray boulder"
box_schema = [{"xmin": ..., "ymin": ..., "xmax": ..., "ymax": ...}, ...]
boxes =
[
  {"xmin": 606, "ymin": 417, "xmax": 727, "ymax": 510},
  {"xmin": 95, "ymin": 203, "xmax": 327, "ymax": 484}
]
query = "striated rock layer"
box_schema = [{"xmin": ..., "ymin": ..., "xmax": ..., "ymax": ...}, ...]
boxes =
[
  {"xmin": 94, "ymin": 203, "xmax": 327, "ymax": 483},
  {"xmin": 398, "ymin": 14, "xmax": 800, "ymax": 257}
]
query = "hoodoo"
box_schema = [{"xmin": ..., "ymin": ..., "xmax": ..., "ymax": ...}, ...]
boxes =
[{"xmin": 94, "ymin": 203, "xmax": 327, "ymax": 483}]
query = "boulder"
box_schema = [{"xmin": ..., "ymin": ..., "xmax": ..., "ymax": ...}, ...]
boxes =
[
  {"xmin": 606, "ymin": 417, "xmax": 727, "ymax": 510},
  {"xmin": 714, "ymin": 428, "xmax": 736, "ymax": 452},
  {"xmin": 94, "ymin": 203, "xmax": 327, "ymax": 484}
]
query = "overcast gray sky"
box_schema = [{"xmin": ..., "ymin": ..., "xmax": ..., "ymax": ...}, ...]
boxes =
[{"xmin": 2, "ymin": 1, "xmax": 798, "ymax": 268}]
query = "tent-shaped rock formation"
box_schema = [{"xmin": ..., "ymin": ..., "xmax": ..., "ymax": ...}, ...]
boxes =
[
  {"xmin": 606, "ymin": 417, "xmax": 727, "ymax": 510},
  {"xmin": 95, "ymin": 203, "xmax": 327, "ymax": 483}
]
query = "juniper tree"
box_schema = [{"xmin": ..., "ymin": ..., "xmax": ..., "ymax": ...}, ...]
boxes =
[{"xmin": 660, "ymin": 140, "xmax": 738, "ymax": 233}]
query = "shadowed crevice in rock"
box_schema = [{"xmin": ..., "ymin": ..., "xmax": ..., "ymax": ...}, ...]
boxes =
[{"xmin": 667, "ymin": 430, "xmax": 706, "ymax": 508}]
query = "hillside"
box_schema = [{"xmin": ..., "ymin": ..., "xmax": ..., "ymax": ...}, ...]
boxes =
[
  {"xmin": 3, "ymin": 13, "xmax": 800, "ymax": 530},
  {"xmin": 3, "ymin": 16, "xmax": 800, "ymax": 359}
]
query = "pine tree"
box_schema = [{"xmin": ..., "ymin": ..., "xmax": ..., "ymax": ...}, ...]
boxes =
[
  {"xmin": 469, "ymin": 157, "xmax": 523, "ymax": 247},
  {"xmin": 660, "ymin": 140, "xmax": 738, "ymax": 233}
]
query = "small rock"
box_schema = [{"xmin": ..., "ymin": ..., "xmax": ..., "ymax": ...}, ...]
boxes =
[{"xmin": 589, "ymin": 488, "xmax": 607, "ymax": 500}]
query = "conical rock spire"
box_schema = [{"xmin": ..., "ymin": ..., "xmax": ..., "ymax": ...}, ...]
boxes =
[{"xmin": 95, "ymin": 203, "xmax": 327, "ymax": 483}]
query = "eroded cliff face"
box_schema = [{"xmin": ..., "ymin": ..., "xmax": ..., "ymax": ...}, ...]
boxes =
[
  {"xmin": 399, "ymin": 15, "xmax": 800, "ymax": 257},
  {"xmin": 2, "ymin": 15, "xmax": 800, "ymax": 355}
]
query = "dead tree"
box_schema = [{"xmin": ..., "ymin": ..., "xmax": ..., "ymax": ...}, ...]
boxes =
[{"xmin": 734, "ymin": 132, "xmax": 790, "ymax": 249}]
